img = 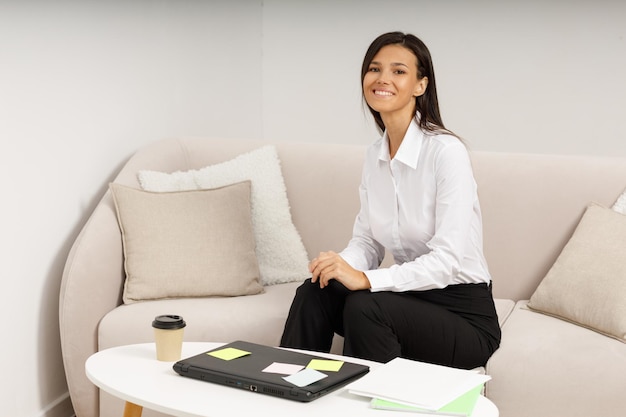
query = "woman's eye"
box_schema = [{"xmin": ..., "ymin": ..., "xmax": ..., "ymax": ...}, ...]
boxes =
[
  {"xmin": 394, "ymin": 70, "xmax": 406, "ymax": 75},
  {"xmin": 368, "ymin": 67, "xmax": 380, "ymax": 72}
]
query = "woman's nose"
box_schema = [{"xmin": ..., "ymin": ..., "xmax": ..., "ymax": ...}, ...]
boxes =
[{"xmin": 376, "ymin": 72, "xmax": 390, "ymax": 84}]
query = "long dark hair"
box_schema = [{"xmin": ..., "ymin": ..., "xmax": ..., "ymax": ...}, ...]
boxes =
[{"xmin": 361, "ymin": 32, "xmax": 449, "ymax": 135}]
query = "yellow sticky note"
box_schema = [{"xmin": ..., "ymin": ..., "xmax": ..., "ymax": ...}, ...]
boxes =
[
  {"xmin": 306, "ymin": 359, "xmax": 344, "ymax": 372},
  {"xmin": 207, "ymin": 347, "xmax": 251, "ymax": 361}
]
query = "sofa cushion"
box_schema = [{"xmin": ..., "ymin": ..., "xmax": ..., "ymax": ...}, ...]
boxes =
[
  {"xmin": 98, "ymin": 281, "xmax": 304, "ymax": 350},
  {"xmin": 486, "ymin": 301, "xmax": 626, "ymax": 417},
  {"xmin": 527, "ymin": 203, "xmax": 626, "ymax": 342},
  {"xmin": 493, "ymin": 298, "xmax": 515, "ymax": 327},
  {"xmin": 138, "ymin": 145, "xmax": 310, "ymax": 286},
  {"xmin": 110, "ymin": 181, "xmax": 263, "ymax": 303}
]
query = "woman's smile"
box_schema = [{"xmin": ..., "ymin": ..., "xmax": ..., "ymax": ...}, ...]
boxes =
[{"xmin": 373, "ymin": 89, "xmax": 394, "ymax": 97}]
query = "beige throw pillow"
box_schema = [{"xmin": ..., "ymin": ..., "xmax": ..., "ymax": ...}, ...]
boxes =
[
  {"xmin": 110, "ymin": 181, "xmax": 263, "ymax": 304},
  {"xmin": 528, "ymin": 203, "xmax": 626, "ymax": 342}
]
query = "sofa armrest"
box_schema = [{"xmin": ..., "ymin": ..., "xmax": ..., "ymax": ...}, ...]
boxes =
[{"xmin": 59, "ymin": 192, "xmax": 125, "ymax": 417}]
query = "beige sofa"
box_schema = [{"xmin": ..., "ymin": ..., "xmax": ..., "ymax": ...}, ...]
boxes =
[{"xmin": 60, "ymin": 137, "xmax": 626, "ymax": 417}]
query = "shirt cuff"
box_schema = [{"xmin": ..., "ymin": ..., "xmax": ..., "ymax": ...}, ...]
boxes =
[{"xmin": 364, "ymin": 268, "xmax": 394, "ymax": 292}]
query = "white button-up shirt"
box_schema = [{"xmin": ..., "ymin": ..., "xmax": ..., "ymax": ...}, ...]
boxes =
[{"xmin": 340, "ymin": 120, "xmax": 491, "ymax": 292}]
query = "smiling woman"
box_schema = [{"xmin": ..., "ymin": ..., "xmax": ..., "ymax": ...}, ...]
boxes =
[{"xmin": 280, "ymin": 32, "xmax": 501, "ymax": 370}]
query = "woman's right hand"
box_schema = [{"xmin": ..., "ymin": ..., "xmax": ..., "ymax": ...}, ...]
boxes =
[{"xmin": 309, "ymin": 251, "xmax": 371, "ymax": 291}]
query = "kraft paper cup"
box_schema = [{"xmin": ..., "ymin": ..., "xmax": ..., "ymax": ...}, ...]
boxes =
[{"xmin": 152, "ymin": 315, "xmax": 186, "ymax": 361}]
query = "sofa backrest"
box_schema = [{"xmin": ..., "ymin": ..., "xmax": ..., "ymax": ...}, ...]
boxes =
[
  {"xmin": 471, "ymin": 152, "xmax": 626, "ymax": 300},
  {"xmin": 115, "ymin": 137, "xmax": 626, "ymax": 301}
]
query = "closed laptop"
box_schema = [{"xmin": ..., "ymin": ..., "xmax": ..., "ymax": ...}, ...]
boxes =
[{"xmin": 173, "ymin": 340, "xmax": 369, "ymax": 402}]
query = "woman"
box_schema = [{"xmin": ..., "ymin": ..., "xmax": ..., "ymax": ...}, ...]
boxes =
[{"xmin": 280, "ymin": 32, "xmax": 500, "ymax": 369}]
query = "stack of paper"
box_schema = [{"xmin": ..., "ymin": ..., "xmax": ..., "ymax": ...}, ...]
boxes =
[{"xmin": 347, "ymin": 357, "xmax": 490, "ymax": 416}]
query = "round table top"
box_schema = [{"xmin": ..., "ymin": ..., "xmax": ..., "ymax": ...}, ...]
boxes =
[{"xmin": 86, "ymin": 342, "xmax": 498, "ymax": 417}]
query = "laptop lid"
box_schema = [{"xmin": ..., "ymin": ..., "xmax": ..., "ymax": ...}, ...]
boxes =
[{"xmin": 173, "ymin": 340, "xmax": 369, "ymax": 402}]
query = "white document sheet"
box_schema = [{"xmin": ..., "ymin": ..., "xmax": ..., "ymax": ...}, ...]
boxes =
[{"xmin": 347, "ymin": 357, "xmax": 491, "ymax": 411}]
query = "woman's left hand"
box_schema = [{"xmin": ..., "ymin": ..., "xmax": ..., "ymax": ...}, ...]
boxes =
[{"xmin": 309, "ymin": 251, "xmax": 371, "ymax": 291}]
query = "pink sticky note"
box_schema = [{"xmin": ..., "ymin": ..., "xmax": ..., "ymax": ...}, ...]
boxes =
[{"xmin": 262, "ymin": 362, "xmax": 305, "ymax": 375}]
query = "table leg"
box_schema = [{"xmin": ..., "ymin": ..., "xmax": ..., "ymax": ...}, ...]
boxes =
[{"xmin": 123, "ymin": 401, "xmax": 143, "ymax": 417}]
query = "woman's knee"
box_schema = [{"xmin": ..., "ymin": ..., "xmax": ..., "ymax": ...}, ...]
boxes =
[
  {"xmin": 288, "ymin": 279, "xmax": 322, "ymax": 310},
  {"xmin": 294, "ymin": 278, "xmax": 315, "ymax": 296}
]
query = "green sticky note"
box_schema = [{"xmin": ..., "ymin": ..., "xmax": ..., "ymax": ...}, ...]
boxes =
[
  {"xmin": 207, "ymin": 347, "xmax": 251, "ymax": 361},
  {"xmin": 306, "ymin": 359, "xmax": 344, "ymax": 372}
]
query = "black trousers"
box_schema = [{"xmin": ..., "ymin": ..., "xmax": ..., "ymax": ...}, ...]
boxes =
[{"xmin": 280, "ymin": 279, "xmax": 501, "ymax": 369}]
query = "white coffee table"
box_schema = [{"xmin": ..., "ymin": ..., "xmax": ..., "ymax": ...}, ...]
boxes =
[{"xmin": 86, "ymin": 342, "xmax": 499, "ymax": 417}]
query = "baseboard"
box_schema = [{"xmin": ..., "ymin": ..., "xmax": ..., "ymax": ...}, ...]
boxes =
[{"xmin": 38, "ymin": 392, "xmax": 75, "ymax": 417}]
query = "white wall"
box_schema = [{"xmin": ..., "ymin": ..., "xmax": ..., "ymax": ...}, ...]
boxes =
[
  {"xmin": 0, "ymin": 1, "xmax": 262, "ymax": 416},
  {"xmin": 1, "ymin": 1, "xmax": 625, "ymax": 416},
  {"xmin": 263, "ymin": 0, "xmax": 626, "ymax": 155}
]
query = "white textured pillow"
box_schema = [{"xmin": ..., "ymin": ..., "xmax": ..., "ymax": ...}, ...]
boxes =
[
  {"xmin": 138, "ymin": 145, "xmax": 310, "ymax": 286},
  {"xmin": 528, "ymin": 203, "xmax": 626, "ymax": 342},
  {"xmin": 612, "ymin": 188, "xmax": 626, "ymax": 214}
]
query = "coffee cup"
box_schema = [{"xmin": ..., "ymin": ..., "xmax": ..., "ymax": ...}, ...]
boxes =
[{"xmin": 152, "ymin": 315, "xmax": 186, "ymax": 361}]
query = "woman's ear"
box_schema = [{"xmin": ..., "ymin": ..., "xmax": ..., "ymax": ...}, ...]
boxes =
[{"xmin": 414, "ymin": 76, "xmax": 428, "ymax": 97}]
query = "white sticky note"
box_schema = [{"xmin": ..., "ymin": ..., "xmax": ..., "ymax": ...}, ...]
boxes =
[
  {"xmin": 283, "ymin": 368, "xmax": 328, "ymax": 387},
  {"xmin": 262, "ymin": 362, "xmax": 305, "ymax": 375}
]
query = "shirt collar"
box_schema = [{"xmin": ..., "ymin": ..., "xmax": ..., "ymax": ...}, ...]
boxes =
[{"xmin": 378, "ymin": 119, "xmax": 424, "ymax": 169}]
